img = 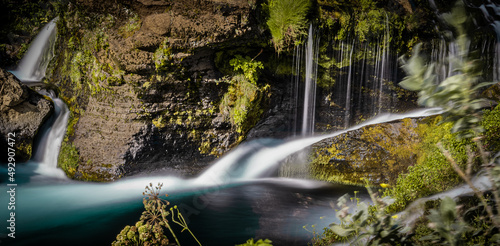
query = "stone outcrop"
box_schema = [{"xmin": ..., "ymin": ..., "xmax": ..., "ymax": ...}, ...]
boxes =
[
  {"xmin": 0, "ymin": 68, "xmax": 54, "ymax": 162},
  {"xmin": 310, "ymin": 116, "xmax": 432, "ymax": 185}
]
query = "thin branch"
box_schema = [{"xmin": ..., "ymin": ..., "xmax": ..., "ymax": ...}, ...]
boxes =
[
  {"xmin": 474, "ymin": 138, "xmax": 500, "ymax": 226},
  {"xmin": 437, "ymin": 142, "xmax": 500, "ymax": 228}
]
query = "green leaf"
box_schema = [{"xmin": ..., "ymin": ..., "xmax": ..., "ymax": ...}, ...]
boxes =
[
  {"xmin": 330, "ymin": 225, "xmax": 355, "ymax": 237},
  {"xmin": 472, "ymin": 81, "xmax": 497, "ymax": 91},
  {"xmin": 439, "ymin": 197, "xmax": 457, "ymax": 224},
  {"xmin": 451, "ymin": 118, "xmax": 466, "ymax": 133},
  {"xmin": 399, "ymin": 78, "xmax": 423, "ymax": 91}
]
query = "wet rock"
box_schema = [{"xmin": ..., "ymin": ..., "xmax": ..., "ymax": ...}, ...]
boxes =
[
  {"xmin": 310, "ymin": 117, "xmax": 431, "ymax": 185},
  {"xmin": 482, "ymin": 82, "xmax": 500, "ymax": 103},
  {"xmin": 0, "ymin": 69, "xmax": 54, "ymax": 162}
]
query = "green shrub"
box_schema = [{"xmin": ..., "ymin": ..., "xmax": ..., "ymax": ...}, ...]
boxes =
[
  {"xmin": 265, "ymin": 0, "xmax": 311, "ymax": 52},
  {"xmin": 384, "ymin": 116, "xmax": 477, "ymax": 212},
  {"xmin": 113, "ymin": 183, "xmax": 201, "ymax": 246},
  {"xmin": 229, "ymin": 55, "xmax": 264, "ymax": 85}
]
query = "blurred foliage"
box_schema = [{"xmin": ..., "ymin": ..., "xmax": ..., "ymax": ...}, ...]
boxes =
[
  {"xmin": 399, "ymin": 1, "xmax": 495, "ymax": 138},
  {"xmin": 323, "ymin": 183, "xmax": 414, "ymax": 245},
  {"xmin": 385, "ymin": 116, "xmax": 477, "ymax": 212},
  {"xmin": 312, "ymin": 1, "xmax": 500, "ymax": 245}
]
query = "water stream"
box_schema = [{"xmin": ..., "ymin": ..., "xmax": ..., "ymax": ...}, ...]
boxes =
[
  {"xmin": 302, "ymin": 24, "xmax": 319, "ymax": 136},
  {"xmin": 9, "ymin": 18, "xmax": 58, "ymax": 83},
  {"xmin": 0, "ymin": 103, "xmax": 440, "ymax": 245}
]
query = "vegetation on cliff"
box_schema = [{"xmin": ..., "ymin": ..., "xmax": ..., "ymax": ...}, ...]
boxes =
[{"xmin": 265, "ymin": 0, "xmax": 312, "ymax": 53}]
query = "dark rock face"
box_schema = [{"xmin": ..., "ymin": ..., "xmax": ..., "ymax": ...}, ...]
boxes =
[
  {"xmin": 483, "ymin": 82, "xmax": 500, "ymax": 103},
  {"xmin": 0, "ymin": 69, "xmax": 54, "ymax": 162},
  {"xmin": 247, "ymin": 76, "xmax": 297, "ymax": 140}
]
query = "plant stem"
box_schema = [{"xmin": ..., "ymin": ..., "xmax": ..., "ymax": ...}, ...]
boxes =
[
  {"xmin": 437, "ymin": 142, "xmax": 500, "ymax": 228},
  {"xmin": 171, "ymin": 208, "xmax": 202, "ymax": 246},
  {"xmin": 162, "ymin": 209, "xmax": 181, "ymax": 246},
  {"xmin": 474, "ymin": 138, "xmax": 500, "ymax": 228}
]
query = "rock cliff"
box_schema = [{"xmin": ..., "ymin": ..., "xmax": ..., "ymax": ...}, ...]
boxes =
[{"xmin": 48, "ymin": 0, "xmax": 281, "ymax": 180}]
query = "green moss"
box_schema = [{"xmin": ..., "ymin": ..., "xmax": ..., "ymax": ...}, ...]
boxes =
[
  {"xmin": 58, "ymin": 141, "xmax": 79, "ymax": 177},
  {"xmin": 16, "ymin": 142, "xmax": 33, "ymax": 162},
  {"xmin": 482, "ymin": 105, "xmax": 500, "ymax": 153},
  {"xmin": 78, "ymin": 170, "xmax": 116, "ymax": 182},
  {"xmin": 58, "ymin": 94, "xmax": 81, "ymax": 139},
  {"xmin": 310, "ymin": 118, "xmax": 421, "ymax": 186},
  {"xmin": 152, "ymin": 115, "xmax": 167, "ymax": 128},
  {"xmin": 119, "ymin": 13, "xmax": 141, "ymax": 38},
  {"xmin": 219, "ymin": 75, "xmax": 269, "ymax": 135},
  {"xmin": 153, "ymin": 38, "xmax": 173, "ymax": 71}
]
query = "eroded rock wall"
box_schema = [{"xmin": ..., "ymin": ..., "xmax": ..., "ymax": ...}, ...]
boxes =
[{"xmin": 49, "ymin": 0, "xmax": 276, "ymax": 180}]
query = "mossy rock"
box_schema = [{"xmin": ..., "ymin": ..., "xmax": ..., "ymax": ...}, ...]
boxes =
[{"xmin": 310, "ymin": 117, "xmax": 424, "ymax": 186}]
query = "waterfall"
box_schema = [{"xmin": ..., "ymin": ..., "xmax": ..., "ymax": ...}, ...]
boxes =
[
  {"xmin": 344, "ymin": 40, "xmax": 355, "ymax": 128},
  {"xmin": 7, "ymin": 17, "xmax": 68, "ymax": 179},
  {"xmin": 329, "ymin": 16, "xmax": 396, "ymax": 128},
  {"xmin": 28, "ymin": 92, "xmax": 70, "ymax": 179},
  {"xmin": 281, "ymin": 25, "xmax": 319, "ymax": 178},
  {"xmin": 10, "ymin": 17, "xmax": 58, "ymax": 83},
  {"xmin": 302, "ymin": 24, "xmax": 319, "ymax": 136},
  {"xmin": 291, "ymin": 25, "xmax": 319, "ymax": 136}
]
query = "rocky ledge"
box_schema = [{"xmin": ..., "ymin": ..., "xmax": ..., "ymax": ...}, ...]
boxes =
[
  {"xmin": 0, "ymin": 68, "xmax": 54, "ymax": 162},
  {"xmin": 310, "ymin": 116, "xmax": 431, "ymax": 185}
]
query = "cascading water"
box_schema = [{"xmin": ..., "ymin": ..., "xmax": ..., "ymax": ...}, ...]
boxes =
[
  {"xmin": 291, "ymin": 24, "xmax": 320, "ymax": 135},
  {"xmin": 9, "ymin": 17, "xmax": 58, "ymax": 83},
  {"xmin": 0, "ymin": 83, "xmax": 439, "ymax": 245},
  {"xmin": 5, "ymin": 17, "xmax": 67, "ymax": 181},
  {"xmin": 2, "ymin": 18, "xmax": 441, "ymax": 245},
  {"xmin": 280, "ymin": 25, "xmax": 319, "ymax": 178},
  {"xmin": 329, "ymin": 15, "xmax": 397, "ymax": 128},
  {"xmin": 302, "ymin": 24, "xmax": 319, "ymax": 136},
  {"xmin": 26, "ymin": 92, "xmax": 70, "ymax": 180}
]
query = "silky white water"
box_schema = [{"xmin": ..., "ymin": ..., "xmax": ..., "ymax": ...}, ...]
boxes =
[
  {"xmin": 302, "ymin": 24, "xmax": 319, "ymax": 136},
  {"xmin": 10, "ymin": 18, "xmax": 58, "ymax": 83}
]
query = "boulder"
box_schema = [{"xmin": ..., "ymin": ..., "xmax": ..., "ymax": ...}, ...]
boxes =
[
  {"xmin": 0, "ymin": 69, "xmax": 54, "ymax": 162},
  {"xmin": 310, "ymin": 116, "xmax": 431, "ymax": 185}
]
